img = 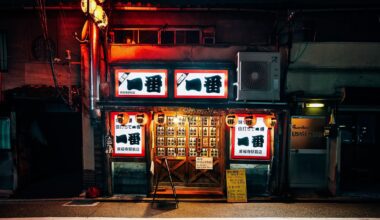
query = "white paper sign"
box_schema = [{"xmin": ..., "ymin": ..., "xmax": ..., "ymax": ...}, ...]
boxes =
[
  {"xmin": 232, "ymin": 116, "xmax": 269, "ymax": 159},
  {"xmin": 116, "ymin": 69, "xmax": 167, "ymax": 97},
  {"xmin": 196, "ymin": 157, "xmax": 213, "ymax": 170},
  {"xmin": 175, "ymin": 70, "xmax": 228, "ymax": 98},
  {"xmin": 113, "ymin": 114, "xmax": 144, "ymax": 157}
]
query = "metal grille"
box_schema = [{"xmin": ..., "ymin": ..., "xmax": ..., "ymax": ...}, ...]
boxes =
[{"xmin": 240, "ymin": 61, "xmax": 269, "ymax": 91}]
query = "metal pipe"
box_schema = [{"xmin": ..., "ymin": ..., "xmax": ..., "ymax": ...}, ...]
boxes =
[{"xmin": 89, "ymin": 21, "xmax": 99, "ymax": 111}]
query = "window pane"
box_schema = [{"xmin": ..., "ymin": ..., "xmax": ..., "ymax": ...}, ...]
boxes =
[
  {"xmin": 126, "ymin": 30, "xmax": 137, "ymax": 44},
  {"xmin": 114, "ymin": 30, "xmax": 129, "ymax": 43},
  {"xmin": 176, "ymin": 31, "xmax": 185, "ymax": 44},
  {"xmin": 186, "ymin": 30, "xmax": 200, "ymax": 44},
  {"xmin": 204, "ymin": 37, "xmax": 215, "ymax": 44},
  {"xmin": 161, "ymin": 31, "xmax": 174, "ymax": 44},
  {"xmin": 139, "ymin": 30, "xmax": 158, "ymax": 44}
]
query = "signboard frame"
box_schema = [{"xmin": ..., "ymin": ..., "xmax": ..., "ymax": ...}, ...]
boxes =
[
  {"xmin": 114, "ymin": 69, "xmax": 168, "ymax": 98},
  {"xmin": 110, "ymin": 112, "xmax": 146, "ymax": 157},
  {"xmin": 230, "ymin": 114, "xmax": 272, "ymax": 160},
  {"xmin": 174, "ymin": 69, "xmax": 228, "ymax": 99}
]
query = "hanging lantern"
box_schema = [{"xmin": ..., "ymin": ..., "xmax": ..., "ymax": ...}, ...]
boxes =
[
  {"xmin": 92, "ymin": 5, "xmax": 108, "ymax": 29},
  {"xmin": 81, "ymin": 0, "xmax": 97, "ymax": 14},
  {"xmin": 225, "ymin": 114, "xmax": 238, "ymax": 127},
  {"xmin": 116, "ymin": 113, "xmax": 129, "ymax": 126},
  {"xmin": 244, "ymin": 115, "xmax": 257, "ymax": 127},
  {"xmin": 155, "ymin": 113, "xmax": 166, "ymax": 125},
  {"xmin": 136, "ymin": 113, "xmax": 148, "ymax": 125},
  {"xmin": 265, "ymin": 117, "xmax": 277, "ymax": 128},
  {"xmin": 97, "ymin": 13, "xmax": 108, "ymax": 29}
]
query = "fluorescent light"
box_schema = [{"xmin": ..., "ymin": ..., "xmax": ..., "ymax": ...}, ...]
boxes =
[{"xmin": 306, "ymin": 103, "xmax": 325, "ymax": 108}]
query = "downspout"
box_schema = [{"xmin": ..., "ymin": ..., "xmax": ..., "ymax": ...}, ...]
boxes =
[{"xmin": 90, "ymin": 21, "xmax": 99, "ymax": 116}]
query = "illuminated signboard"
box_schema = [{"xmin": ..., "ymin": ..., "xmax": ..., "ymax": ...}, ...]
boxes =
[
  {"xmin": 174, "ymin": 69, "xmax": 228, "ymax": 98},
  {"xmin": 230, "ymin": 114, "xmax": 271, "ymax": 160},
  {"xmin": 111, "ymin": 112, "xmax": 145, "ymax": 157},
  {"xmin": 115, "ymin": 69, "xmax": 168, "ymax": 98}
]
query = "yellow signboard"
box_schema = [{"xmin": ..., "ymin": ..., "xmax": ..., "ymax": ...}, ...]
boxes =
[{"xmin": 226, "ymin": 169, "xmax": 247, "ymax": 203}]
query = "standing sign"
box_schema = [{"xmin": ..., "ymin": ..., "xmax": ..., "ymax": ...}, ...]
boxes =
[
  {"xmin": 195, "ymin": 157, "xmax": 213, "ymax": 170},
  {"xmin": 115, "ymin": 69, "xmax": 168, "ymax": 98},
  {"xmin": 111, "ymin": 112, "xmax": 145, "ymax": 157},
  {"xmin": 174, "ymin": 69, "xmax": 228, "ymax": 98},
  {"xmin": 226, "ymin": 169, "xmax": 247, "ymax": 203},
  {"xmin": 231, "ymin": 114, "xmax": 271, "ymax": 160}
]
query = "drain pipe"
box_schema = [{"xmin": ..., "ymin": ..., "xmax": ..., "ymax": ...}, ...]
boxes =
[{"xmin": 89, "ymin": 20, "xmax": 99, "ymax": 117}]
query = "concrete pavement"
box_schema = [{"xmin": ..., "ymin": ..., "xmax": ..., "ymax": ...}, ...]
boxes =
[
  {"xmin": 1, "ymin": 200, "xmax": 380, "ymax": 218},
  {"xmin": 1, "ymin": 218, "xmax": 380, "ymax": 220}
]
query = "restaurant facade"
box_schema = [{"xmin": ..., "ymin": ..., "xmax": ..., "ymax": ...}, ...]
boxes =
[{"xmin": 1, "ymin": 0, "xmax": 380, "ymax": 199}]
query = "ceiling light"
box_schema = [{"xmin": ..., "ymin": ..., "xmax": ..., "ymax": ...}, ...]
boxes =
[{"xmin": 306, "ymin": 103, "xmax": 325, "ymax": 108}]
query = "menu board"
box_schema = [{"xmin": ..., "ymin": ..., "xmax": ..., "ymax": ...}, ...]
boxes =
[
  {"xmin": 226, "ymin": 169, "xmax": 247, "ymax": 203},
  {"xmin": 174, "ymin": 69, "xmax": 228, "ymax": 98},
  {"xmin": 111, "ymin": 112, "xmax": 145, "ymax": 157},
  {"xmin": 196, "ymin": 157, "xmax": 213, "ymax": 170},
  {"xmin": 115, "ymin": 69, "xmax": 168, "ymax": 98},
  {"xmin": 230, "ymin": 114, "xmax": 271, "ymax": 160}
]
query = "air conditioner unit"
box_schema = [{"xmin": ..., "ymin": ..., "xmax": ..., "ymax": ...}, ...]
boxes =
[{"xmin": 236, "ymin": 52, "xmax": 281, "ymax": 101}]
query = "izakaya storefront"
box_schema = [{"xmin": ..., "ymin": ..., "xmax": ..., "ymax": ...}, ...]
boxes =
[{"xmin": 101, "ymin": 63, "xmax": 286, "ymax": 197}]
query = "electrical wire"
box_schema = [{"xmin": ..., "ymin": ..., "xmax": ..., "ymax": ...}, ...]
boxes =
[
  {"xmin": 290, "ymin": 42, "xmax": 308, "ymax": 63},
  {"xmin": 35, "ymin": 0, "xmax": 71, "ymax": 107}
]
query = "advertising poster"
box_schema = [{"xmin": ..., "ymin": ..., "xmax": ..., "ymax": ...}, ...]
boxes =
[
  {"xmin": 111, "ymin": 112, "xmax": 145, "ymax": 157},
  {"xmin": 115, "ymin": 69, "xmax": 168, "ymax": 98},
  {"xmin": 174, "ymin": 69, "xmax": 228, "ymax": 98},
  {"xmin": 231, "ymin": 114, "xmax": 271, "ymax": 160}
]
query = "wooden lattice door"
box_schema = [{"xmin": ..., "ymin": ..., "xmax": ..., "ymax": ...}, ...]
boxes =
[{"xmin": 153, "ymin": 112, "xmax": 225, "ymax": 188}]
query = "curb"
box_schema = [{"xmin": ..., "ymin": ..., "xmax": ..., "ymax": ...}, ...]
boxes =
[{"xmin": 1, "ymin": 195, "xmax": 380, "ymax": 204}]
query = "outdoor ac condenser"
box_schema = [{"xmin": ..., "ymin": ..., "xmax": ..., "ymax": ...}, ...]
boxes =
[{"xmin": 236, "ymin": 52, "xmax": 281, "ymax": 101}]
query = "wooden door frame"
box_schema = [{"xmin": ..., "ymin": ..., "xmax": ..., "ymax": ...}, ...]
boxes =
[{"xmin": 151, "ymin": 109, "xmax": 226, "ymax": 190}]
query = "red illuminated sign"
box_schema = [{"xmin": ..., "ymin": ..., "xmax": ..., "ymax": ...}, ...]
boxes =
[
  {"xmin": 115, "ymin": 69, "xmax": 168, "ymax": 98},
  {"xmin": 110, "ymin": 112, "xmax": 146, "ymax": 157},
  {"xmin": 174, "ymin": 69, "xmax": 228, "ymax": 99},
  {"xmin": 230, "ymin": 114, "xmax": 272, "ymax": 160}
]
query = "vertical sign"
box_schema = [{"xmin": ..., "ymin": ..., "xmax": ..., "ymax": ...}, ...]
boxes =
[
  {"xmin": 231, "ymin": 114, "xmax": 271, "ymax": 160},
  {"xmin": 174, "ymin": 69, "xmax": 228, "ymax": 98},
  {"xmin": 226, "ymin": 169, "xmax": 247, "ymax": 203},
  {"xmin": 111, "ymin": 112, "xmax": 145, "ymax": 157},
  {"xmin": 115, "ymin": 69, "xmax": 168, "ymax": 98}
]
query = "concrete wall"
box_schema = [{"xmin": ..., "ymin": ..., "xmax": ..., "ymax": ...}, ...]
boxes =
[
  {"xmin": 287, "ymin": 42, "xmax": 380, "ymax": 96},
  {"xmin": 109, "ymin": 45, "xmax": 247, "ymax": 62},
  {"xmin": 0, "ymin": 10, "xmax": 84, "ymax": 91}
]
